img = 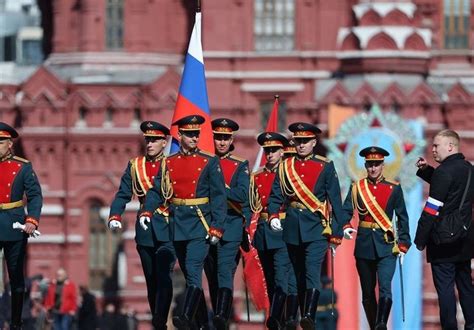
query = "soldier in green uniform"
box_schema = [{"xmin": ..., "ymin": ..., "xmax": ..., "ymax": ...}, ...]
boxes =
[
  {"xmin": 342, "ymin": 146, "xmax": 411, "ymax": 330},
  {"xmin": 250, "ymin": 132, "xmax": 298, "ymax": 330},
  {"xmin": 267, "ymin": 122, "xmax": 344, "ymax": 330},
  {"xmin": 0, "ymin": 122, "xmax": 42, "ymax": 329},
  {"xmin": 204, "ymin": 118, "xmax": 249, "ymax": 330},
  {"xmin": 139, "ymin": 115, "xmax": 227, "ymax": 330},
  {"xmin": 107, "ymin": 121, "xmax": 175, "ymax": 329}
]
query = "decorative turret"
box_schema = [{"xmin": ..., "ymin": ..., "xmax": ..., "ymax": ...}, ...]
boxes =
[{"xmin": 336, "ymin": 1, "xmax": 432, "ymax": 74}]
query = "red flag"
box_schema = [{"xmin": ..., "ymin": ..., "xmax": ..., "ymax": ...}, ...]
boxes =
[
  {"xmin": 252, "ymin": 95, "xmax": 280, "ymax": 171},
  {"xmin": 241, "ymin": 213, "xmax": 270, "ymax": 314}
]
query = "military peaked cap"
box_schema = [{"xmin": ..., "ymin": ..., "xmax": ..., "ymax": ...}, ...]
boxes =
[
  {"xmin": 257, "ymin": 132, "xmax": 287, "ymax": 148},
  {"xmin": 140, "ymin": 121, "xmax": 170, "ymax": 138},
  {"xmin": 288, "ymin": 122, "xmax": 321, "ymax": 138},
  {"xmin": 359, "ymin": 146, "xmax": 390, "ymax": 161},
  {"xmin": 172, "ymin": 115, "xmax": 205, "ymax": 131},
  {"xmin": 0, "ymin": 122, "xmax": 19, "ymax": 140},
  {"xmin": 212, "ymin": 118, "xmax": 239, "ymax": 135}
]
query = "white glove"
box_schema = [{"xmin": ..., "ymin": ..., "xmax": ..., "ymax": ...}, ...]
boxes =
[
  {"xmin": 343, "ymin": 228, "xmax": 357, "ymax": 240},
  {"xmin": 108, "ymin": 220, "xmax": 122, "ymax": 230},
  {"xmin": 12, "ymin": 222, "xmax": 41, "ymax": 238},
  {"xmin": 329, "ymin": 243, "xmax": 337, "ymax": 257},
  {"xmin": 209, "ymin": 236, "xmax": 220, "ymax": 245},
  {"xmin": 270, "ymin": 218, "xmax": 282, "ymax": 232},
  {"xmin": 139, "ymin": 216, "xmax": 150, "ymax": 230},
  {"xmin": 399, "ymin": 252, "xmax": 405, "ymax": 266}
]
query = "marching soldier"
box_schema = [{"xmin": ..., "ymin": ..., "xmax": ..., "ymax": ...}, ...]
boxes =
[
  {"xmin": 249, "ymin": 132, "xmax": 298, "ymax": 329},
  {"xmin": 204, "ymin": 118, "xmax": 250, "ymax": 330},
  {"xmin": 0, "ymin": 122, "xmax": 42, "ymax": 329},
  {"xmin": 267, "ymin": 122, "xmax": 344, "ymax": 330},
  {"xmin": 342, "ymin": 146, "xmax": 411, "ymax": 330},
  {"xmin": 139, "ymin": 115, "xmax": 227, "ymax": 330},
  {"xmin": 107, "ymin": 121, "xmax": 176, "ymax": 330}
]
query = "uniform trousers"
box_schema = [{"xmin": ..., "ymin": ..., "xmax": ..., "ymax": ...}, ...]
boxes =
[
  {"xmin": 355, "ymin": 255, "xmax": 396, "ymax": 300},
  {"xmin": 204, "ymin": 240, "xmax": 241, "ymax": 309},
  {"xmin": 0, "ymin": 239, "xmax": 27, "ymax": 293},
  {"xmin": 287, "ymin": 240, "xmax": 327, "ymax": 291},
  {"xmin": 136, "ymin": 241, "xmax": 176, "ymax": 311},
  {"xmin": 174, "ymin": 238, "xmax": 209, "ymax": 288},
  {"xmin": 258, "ymin": 246, "xmax": 297, "ymax": 299}
]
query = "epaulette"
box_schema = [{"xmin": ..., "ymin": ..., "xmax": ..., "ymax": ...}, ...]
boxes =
[
  {"xmin": 130, "ymin": 156, "xmax": 144, "ymax": 163},
  {"xmin": 13, "ymin": 156, "xmax": 29, "ymax": 163},
  {"xmin": 228, "ymin": 154, "xmax": 246, "ymax": 163},
  {"xmin": 198, "ymin": 150, "xmax": 215, "ymax": 158},
  {"xmin": 384, "ymin": 178, "xmax": 400, "ymax": 186},
  {"xmin": 314, "ymin": 155, "xmax": 330, "ymax": 163}
]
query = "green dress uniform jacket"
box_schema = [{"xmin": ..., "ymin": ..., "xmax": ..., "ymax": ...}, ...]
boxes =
[
  {"xmin": 0, "ymin": 155, "xmax": 42, "ymax": 241},
  {"xmin": 342, "ymin": 177, "xmax": 411, "ymax": 259},
  {"xmin": 109, "ymin": 156, "xmax": 170, "ymax": 245}
]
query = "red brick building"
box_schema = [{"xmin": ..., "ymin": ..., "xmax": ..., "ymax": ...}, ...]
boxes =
[{"xmin": 0, "ymin": 0, "xmax": 473, "ymax": 328}]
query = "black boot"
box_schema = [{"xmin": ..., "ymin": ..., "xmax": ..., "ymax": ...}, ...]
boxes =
[
  {"xmin": 173, "ymin": 286, "xmax": 202, "ymax": 330},
  {"xmin": 266, "ymin": 287, "xmax": 287, "ymax": 329},
  {"xmin": 10, "ymin": 291, "xmax": 24, "ymax": 330},
  {"xmin": 362, "ymin": 297, "xmax": 377, "ymax": 330},
  {"xmin": 284, "ymin": 294, "xmax": 299, "ymax": 330},
  {"xmin": 152, "ymin": 287, "xmax": 173, "ymax": 330},
  {"xmin": 212, "ymin": 287, "xmax": 233, "ymax": 330},
  {"xmin": 375, "ymin": 297, "xmax": 392, "ymax": 330},
  {"xmin": 299, "ymin": 288, "xmax": 319, "ymax": 330},
  {"xmin": 194, "ymin": 291, "xmax": 211, "ymax": 330}
]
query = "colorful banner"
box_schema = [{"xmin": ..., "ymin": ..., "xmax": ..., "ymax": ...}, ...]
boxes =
[{"xmin": 170, "ymin": 12, "xmax": 213, "ymax": 154}]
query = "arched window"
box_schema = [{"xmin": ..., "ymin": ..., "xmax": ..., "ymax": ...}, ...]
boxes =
[
  {"xmin": 88, "ymin": 200, "xmax": 120, "ymax": 291},
  {"xmin": 105, "ymin": 0, "xmax": 124, "ymax": 50},
  {"xmin": 444, "ymin": 0, "xmax": 470, "ymax": 49},
  {"xmin": 254, "ymin": 0, "xmax": 295, "ymax": 51}
]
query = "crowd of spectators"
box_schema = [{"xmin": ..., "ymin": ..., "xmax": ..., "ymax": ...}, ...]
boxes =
[{"xmin": 0, "ymin": 269, "xmax": 138, "ymax": 330}]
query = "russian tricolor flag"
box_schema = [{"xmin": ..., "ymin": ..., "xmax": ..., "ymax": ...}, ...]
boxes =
[
  {"xmin": 423, "ymin": 196, "xmax": 444, "ymax": 216},
  {"xmin": 169, "ymin": 12, "xmax": 213, "ymax": 154}
]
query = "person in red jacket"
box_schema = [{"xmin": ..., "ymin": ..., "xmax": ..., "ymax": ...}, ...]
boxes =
[{"xmin": 44, "ymin": 268, "xmax": 78, "ymax": 330}]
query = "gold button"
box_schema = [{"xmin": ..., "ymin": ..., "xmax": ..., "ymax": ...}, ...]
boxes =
[
  {"xmin": 302, "ymin": 163, "xmax": 305, "ymax": 166},
  {"xmin": 193, "ymin": 154, "xmax": 196, "ymax": 157},
  {"xmin": 190, "ymin": 206, "xmax": 194, "ymax": 209},
  {"xmin": 258, "ymin": 184, "xmax": 262, "ymax": 188},
  {"xmin": 198, "ymin": 168, "xmax": 201, "ymax": 171},
  {"xmin": 178, "ymin": 156, "xmax": 181, "ymax": 159},
  {"xmin": 12, "ymin": 172, "xmax": 15, "ymax": 175},
  {"xmin": 190, "ymin": 193, "xmax": 194, "ymax": 197},
  {"xmin": 204, "ymin": 159, "xmax": 208, "ymax": 162},
  {"xmin": 192, "ymin": 180, "xmax": 196, "ymax": 183},
  {"xmin": 301, "ymin": 174, "xmax": 305, "ymax": 178},
  {"xmin": 173, "ymin": 181, "xmax": 176, "ymax": 184},
  {"xmin": 152, "ymin": 176, "xmax": 155, "ymax": 179},
  {"xmin": 152, "ymin": 164, "xmax": 156, "ymax": 168}
]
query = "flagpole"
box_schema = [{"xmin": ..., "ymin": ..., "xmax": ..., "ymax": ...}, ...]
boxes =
[{"xmin": 197, "ymin": 0, "xmax": 201, "ymax": 12}]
